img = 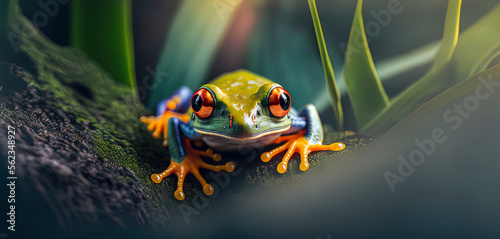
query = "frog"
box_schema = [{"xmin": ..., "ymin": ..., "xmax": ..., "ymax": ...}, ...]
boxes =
[{"xmin": 141, "ymin": 69, "xmax": 345, "ymax": 200}]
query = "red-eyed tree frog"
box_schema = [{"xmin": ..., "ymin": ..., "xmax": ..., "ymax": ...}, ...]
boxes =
[{"xmin": 141, "ymin": 70, "xmax": 345, "ymax": 200}]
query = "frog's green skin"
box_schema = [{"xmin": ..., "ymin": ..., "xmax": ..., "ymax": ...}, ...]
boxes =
[
  {"xmin": 167, "ymin": 69, "xmax": 323, "ymax": 161},
  {"xmin": 145, "ymin": 69, "xmax": 344, "ymax": 200}
]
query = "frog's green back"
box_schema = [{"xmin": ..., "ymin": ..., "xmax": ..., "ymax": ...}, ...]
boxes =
[{"xmin": 209, "ymin": 69, "xmax": 274, "ymax": 94}]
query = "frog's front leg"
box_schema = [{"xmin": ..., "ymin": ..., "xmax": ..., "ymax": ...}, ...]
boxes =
[
  {"xmin": 261, "ymin": 104, "xmax": 345, "ymax": 173},
  {"xmin": 140, "ymin": 86, "xmax": 192, "ymax": 146},
  {"xmin": 151, "ymin": 118, "xmax": 235, "ymax": 200}
]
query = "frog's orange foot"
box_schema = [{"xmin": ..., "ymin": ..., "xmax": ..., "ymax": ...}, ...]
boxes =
[
  {"xmin": 151, "ymin": 140, "xmax": 234, "ymax": 200},
  {"xmin": 140, "ymin": 111, "xmax": 190, "ymax": 146},
  {"xmin": 261, "ymin": 131, "xmax": 345, "ymax": 174}
]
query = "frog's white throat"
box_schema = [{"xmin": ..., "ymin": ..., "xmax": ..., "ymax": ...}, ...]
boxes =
[{"xmin": 196, "ymin": 126, "xmax": 289, "ymax": 152}]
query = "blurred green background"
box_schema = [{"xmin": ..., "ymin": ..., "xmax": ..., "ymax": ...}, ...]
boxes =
[
  {"xmin": 15, "ymin": 0, "xmax": 499, "ymax": 131},
  {"xmin": 2, "ymin": 1, "xmax": 500, "ymax": 238}
]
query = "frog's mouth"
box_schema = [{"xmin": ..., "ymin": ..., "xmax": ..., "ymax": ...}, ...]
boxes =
[{"xmin": 194, "ymin": 125, "xmax": 290, "ymax": 141}]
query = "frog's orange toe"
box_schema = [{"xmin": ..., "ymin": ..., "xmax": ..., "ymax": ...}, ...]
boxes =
[
  {"xmin": 150, "ymin": 161, "xmax": 178, "ymax": 184},
  {"xmin": 332, "ymin": 142, "xmax": 345, "ymax": 151},
  {"xmin": 151, "ymin": 174, "xmax": 162, "ymax": 184},
  {"xmin": 152, "ymin": 131, "xmax": 161, "ymax": 138},
  {"xmin": 203, "ymin": 184, "xmax": 215, "ymax": 196},
  {"xmin": 261, "ymin": 140, "xmax": 293, "ymax": 164},
  {"xmin": 141, "ymin": 111, "xmax": 190, "ymax": 146},
  {"xmin": 299, "ymin": 161, "xmax": 309, "ymax": 171},
  {"xmin": 225, "ymin": 162, "xmax": 235, "ymax": 172},
  {"xmin": 277, "ymin": 162, "xmax": 287, "ymax": 174},
  {"xmin": 261, "ymin": 152, "xmax": 272, "ymax": 162},
  {"xmin": 151, "ymin": 140, "xmax": 235, "ymax": 201},
  {"xmin": 140, "ymin": 115, "xmax": 153, "ymax": 123},
  {"xmin": 174, "ymin": 189, "xmax": 185, "ymax": 201},
  {"xmin": 261, "ymin": 131, "xmax": 345, "ymax": 173},
  {"xmin": 310, "ymin": 142, "xmax": 345, "ymax": 151}
]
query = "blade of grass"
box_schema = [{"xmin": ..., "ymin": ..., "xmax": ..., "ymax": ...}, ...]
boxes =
[
  {"xmin": 70, "ymin": 0, "xmax": 136, "ymax": 89},
  {"xmin": 432, "ymin": 0, "xmax": 461, "ymax": 69},
  {"xmin": 343, "ymin": 0, "xmax": 389, "ymax": 130},
  {"xmin": 146, "ymin": 0, "xmax": 242, "ymax": 109},
  {"xmin": 308, "ymin": 0, "xmax": 343, "ymax": 130}
]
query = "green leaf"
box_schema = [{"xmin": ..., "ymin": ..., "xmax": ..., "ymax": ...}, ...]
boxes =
[
  {"xmin": 432, "ymin": 0, "xmax": 461, "ymax": 69},
  {"xmin": 147, "ymin": 0, "xmax": 242, "ymax": 109},
  {"xmin": 343, "ymin": 0, "xmax": 389, "ymax": 130},
  {"xmin": 308, "ymin": 0, "xmax": 344, "ymax": 130},
  {"xmin": 363, "ymin": 1, "xmax": 500, "ymax": 136},
  {"xmin": 361, "ymin": 64, "xmax": 447, "ymax": 135},
  {"xmin": 385, "ymin": 62, "xmax": 500, "ymax": 136},
  {"xmin": 70, "ymin": 0, "xmax": 136, "ymax": 89},
  {"xmin": 310, "ymin": 40, "xmax": 440, "ymax": 113},
  {"xmin": 452, "ymin": 3, "xmax": 500, "ymax": 81}
]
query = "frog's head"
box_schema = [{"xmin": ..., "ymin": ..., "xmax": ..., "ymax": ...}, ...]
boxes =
[{"xmin": 190, "ymin": 70, "xmax": 292, "ymax": 142}]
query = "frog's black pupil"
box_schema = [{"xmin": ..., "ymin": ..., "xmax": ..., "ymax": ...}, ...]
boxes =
[
  {"xmin": 279, "ymin": 93, "xmax": 290, "ymax": 111},
  {"xmin": 192, "ymin": 94, "xmax": 203, "ymax": 112}
]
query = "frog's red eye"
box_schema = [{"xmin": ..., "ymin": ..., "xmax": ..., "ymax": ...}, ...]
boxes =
[
  {"xmin": 191, "ymin": 88, "xmax": 214, "ymax": 119},
  {"xmin": 268, "ymin": 87, "xmax": 291, "ymax": 118}
]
